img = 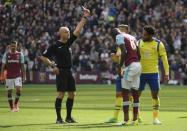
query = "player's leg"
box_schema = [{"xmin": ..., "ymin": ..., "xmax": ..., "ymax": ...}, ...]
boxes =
[
  {"xmin": 106, "ymin": 76, "xmax": 123, "ymax": 123},
  {"xmin": 148, "ymin": 74, "xmax": 161, "ymax": 125},
  {"xmin": 56, "ymin": 91, "xmax": 65, "ymax": 124},
  {"xmin": 55, "ymin": 72, "xmax": 66, "ymax": 124},
  {"xmin": 66, "ymin": 71, "xmax": 77, "ymax": 123},
  {"xmin": 5, "ymin": 79, "xmax": 14, "ymax": 111},
  {"xmin": 130, "ymin": 62, "xmax": 141, "ymax": 125},
  {"xmin": 7, "ymin": 89, "xmax": 14, "ymax": 111},
  {"xmin": 138, "ymin": 74, "xmax": 147, "ymax": 122},
  {"xmin": 14, "ymin": 77, "xmax": 22, "ymax": 112},
  {"xmin": 121, "ymin": 78, "xmax": 131, "ymax": 124}
]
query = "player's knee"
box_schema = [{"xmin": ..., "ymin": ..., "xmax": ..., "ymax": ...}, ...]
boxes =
[
  {"xmin": 68, "ymin": 92, "xmax": 76, "ymax": 99},
  {"xmin": 16, "ymin": 88, "xmax": 22, "ymax": 93},
  {"xmin": 122, "ymin": 89, "xmax": 130, "ymax": 100},
  {"xmin": 131, "ymin": 89, "xmax": 139, "ymax": 102},
  {"xmin": 57, "ymin": 92, "xmax": 65, "ymax": 98},
  {"xmin": 151, "ymin": 90, "xmax": 159, "ymax": 99},
  {"xmin": 7, "ymin": 91, "xmax": 12, "ymax": 98}
]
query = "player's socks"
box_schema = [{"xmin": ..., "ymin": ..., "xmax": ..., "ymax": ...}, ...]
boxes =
[
  {"xmin": 8, "ymin": 93, "xmax": 13, "ymax": 110},
  {"xmin": 131, "ymin": 89, "xmax": 139, "ymax": 121},
  {"xmin": 138, "ymin": 110, "xmax": 142, "ymax": 123},
  {"xmin": 14, "ymin": 92, "xmax": 21, "ymax": 105},
  {"xmin": 113, "ymin": 97, "xmax": 123, "ymax": 120},
  {"xmin": 66, "ymin": 98, "xmax": 74, "ymax": 119},
  {"xmin": 55, "ymin": 98, "xmax": 62, "ymax": 120},
  {"xmin": 122, "ymin": 89, "xmax": 130, "ymax": 122},
  {"xmin": 152, "ymin": 98, "xmax": 160, "ymax": 119}
]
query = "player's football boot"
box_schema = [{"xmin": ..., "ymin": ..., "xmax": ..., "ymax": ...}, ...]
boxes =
[
  {"xmin": 138, "ymin": 116, "xmax": 142, "ymax": 123},
  {"xmin": 105, "ymin": 118, "xmax": 118, "ymax": 123},
  {"xmin": 10, "ymin": 108, "xmax": 15, "ymax": 112},
  {"xmin": 65, "ymin": 117, "xmax": 77, "ymax": 123},
  {"xmin": 116, "ymin": 121, "xmax": 129, "ymax": 126},
  {"xmin": 130, "ymin": 120, "xmax": 138, "ymax": 126},
  {"xmin": 14, "ymin": 103, "xmax": 19, "ymax": 112},
  {"xmin": 153, "ymin": 118, "xmax": 162, "ymax": 125},
  {"xmin": 56, "ymin": 118, "xmax": 65, "ymax": 124}
]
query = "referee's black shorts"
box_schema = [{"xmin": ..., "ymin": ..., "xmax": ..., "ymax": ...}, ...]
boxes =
[{"xmin": 56, "ymin": 69, "xmax": 76, "ymax": 92}]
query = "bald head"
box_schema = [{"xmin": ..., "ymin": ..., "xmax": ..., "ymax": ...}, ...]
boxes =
[
  {"xmin": 59, "ymin": 27, "xmax": 70, "ymax": 42},
  {"xmin": 118, "ymin": 24, "xmax": 129, "ymax": 33},
  {"xmin": 59, "ymin": 27, "xmax": 70, "ymax": 33}
]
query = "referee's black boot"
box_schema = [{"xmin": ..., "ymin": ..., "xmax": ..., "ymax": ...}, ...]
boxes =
[
  {"xmin": 65, "ymin": 117, "xmax": 77, "ymax": 123},
  {"xmin": 56, "ymin": 118, "xmax": 65, "ymax": 124}
]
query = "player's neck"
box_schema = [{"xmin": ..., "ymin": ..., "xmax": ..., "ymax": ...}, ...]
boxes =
[
  {"xmin": 145, "ymin": 38, "xmax": 153, "ymax": 42},
  {"xmin": 59, "ymin": 38, "xmax": 68, "ymax": 43},
  {"xmin": 10, "ymin": 50, "xmax": 17, "ymax": 53}
]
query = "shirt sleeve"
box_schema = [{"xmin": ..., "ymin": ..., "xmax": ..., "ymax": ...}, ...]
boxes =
[
  {"xmin": 20, "ymin": 52, "xmax": 24, "ymax": 64},
  {"xmin": 159, "ymin": 42, "xmax": 169, "ymax": 75},
  {"xmin": 2, "ymin": 53, "xmax": 7, "ymax": 64},
  {"xmin": 42, "ymin": 45, "xmax": 56, "ymax": 59},
  {"xmin": 116, "ymin": 34, "xmax": 125, "ymax": 45},
  {"xmin": 67, "ymin": 33, "xmax": 77, "ymax": 47}
]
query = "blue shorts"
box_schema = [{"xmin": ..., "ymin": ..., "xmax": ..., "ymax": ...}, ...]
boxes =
[
  {"xmin": 115, "ymin": 76, "xmax": 122, "ymax": 92},
  {"xmin": 139, "ymin": 73, "xmax": 160, "ymax": 91}
]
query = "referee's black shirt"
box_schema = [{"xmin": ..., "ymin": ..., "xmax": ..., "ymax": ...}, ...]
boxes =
[{"xmin": 42, "ymin": 34, "xmax": 77, "ymax": 69}]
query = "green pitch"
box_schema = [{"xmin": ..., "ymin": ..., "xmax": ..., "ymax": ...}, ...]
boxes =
[{"xmin": 0, "ymin": 84, "xmax": 187, "ymax": 131}]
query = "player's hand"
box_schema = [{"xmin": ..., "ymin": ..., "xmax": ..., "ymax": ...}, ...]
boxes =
[
  {"xmin": 22, "ymin": 76, "xmax": 26, "ymax": 83},
  {"xmin": 164, "ymin": 75, "xmax": 169, "ymax": 83},
  {"xmin": 82, "ymin": 6, "xmax": 90, "ymax": 17},
  {"xmin": 111, "ymin": 53, "xmax": 119, "ymax": 63},
  {"xmin": 0, "ymin": 80, "xmax": 5, "ymax": 84},
  {"xmin": 117, "ymin": 67, "xmax": 123, "ymax": 78},
  {"xmin": 53, "ymin": 67, "xmax": 60, "ymax": 75}
]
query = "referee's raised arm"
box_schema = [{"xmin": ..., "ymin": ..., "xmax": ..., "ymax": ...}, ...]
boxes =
[{"xmin": 73, "ymin": 6, "xmax": 90, "ymax": 37}]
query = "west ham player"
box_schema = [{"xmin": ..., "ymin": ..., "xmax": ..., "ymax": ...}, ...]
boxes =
[
  {"xmin": 106, "ymin": 25, "xmax": 137, "ymax": 123},
  {"xmin": 1, "ymin": 41, "xmax": 26, "ymax": 112},
  {"xmin": 116, "ymin": 28, "xmax": 141, "ymax": 125}
]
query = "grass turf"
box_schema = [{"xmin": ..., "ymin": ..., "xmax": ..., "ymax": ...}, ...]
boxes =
[{"xmin": 0, "ymin": 84, "xmax": 187, "ymax": 131}]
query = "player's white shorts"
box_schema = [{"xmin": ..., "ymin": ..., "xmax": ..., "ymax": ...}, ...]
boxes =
[
  {"xmin": 5, "ymin": 77, "xmax": 22, "ymax": 90},
  {"xmin": 122, "ymin": 62, "xmax": 141, "ymax": 90}
]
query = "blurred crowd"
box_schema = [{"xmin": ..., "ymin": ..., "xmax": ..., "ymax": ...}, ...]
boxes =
[{"xmin": 0, "ymin": 0, "xmax": 187, "ymax": 84}]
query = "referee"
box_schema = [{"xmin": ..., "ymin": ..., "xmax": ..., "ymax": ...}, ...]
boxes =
[{"xmin": 40, "ymin": 7, "xmax": 90, "ymax": 124}]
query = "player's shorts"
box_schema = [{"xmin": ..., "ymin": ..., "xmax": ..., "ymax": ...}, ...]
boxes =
[
  {"xmin": 121, "ymin": 62, "xmax": 141, "ymax": 90},
  {"xmin": 139, "ymin": 73, "xmax": 160, "ymax": 91},
  {"xmin": 5, "ymin": 77, "xmax": 22, "ymax": 90},
  {"xmin": 115, "ymin": 76, "xmax": 122, "ymax": 92},
  {"xmin": 56, "ymin": 69, "xmax": 76, "ymax": 92}
]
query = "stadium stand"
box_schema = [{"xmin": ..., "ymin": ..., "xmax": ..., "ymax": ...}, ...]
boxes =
[{"xmin": 0, "ymin": 0, "xmax": 186, "ymax": 84}]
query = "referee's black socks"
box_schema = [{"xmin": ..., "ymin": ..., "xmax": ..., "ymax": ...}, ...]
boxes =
[
  {"xmin": 66, "ymin": 98, "xmax": 74, "ymax": 119},
  {"xmin": 55, "ymin": 98, "xmax": 62, "ymax": 120}
]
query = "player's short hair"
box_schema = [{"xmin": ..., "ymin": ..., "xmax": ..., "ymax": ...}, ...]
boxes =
[
  {"xmin": 143, "ymin": 25, "xmax": 155, "ymax": 35},
  {"xmin": 118, "ymin": 24, "xmax": 129, "ymax": 31},
  {"xmin": 10, "ymin": 41, "xmax": 17, "ymax": 45},
  {"xmin": 118, "ymin": 24, "xmax": 128, "ymax": 28}
]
